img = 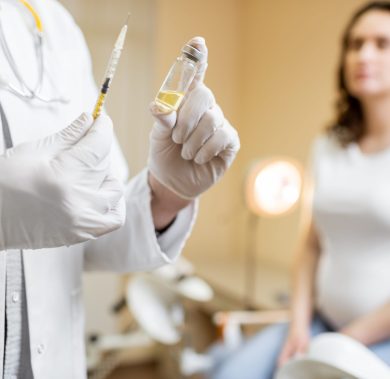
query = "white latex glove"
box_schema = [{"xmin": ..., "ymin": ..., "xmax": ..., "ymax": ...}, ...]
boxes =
[
  {"xmin": 0, "ymin": 113, "xmax": 125, "ymax": 250},
  {"xmin": 148, "ymin": 36, "xmax": 240, "ymax": 200}
]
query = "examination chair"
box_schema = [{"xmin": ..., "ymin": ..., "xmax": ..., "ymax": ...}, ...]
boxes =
[{"xmin": 213, "ymin": 310, "xmax": 390, "ymax": 379}]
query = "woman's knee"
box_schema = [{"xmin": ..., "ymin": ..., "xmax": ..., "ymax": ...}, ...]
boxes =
[{"xmin": 209, "ymin": 322, "xmax": 289, "ymax": 379}]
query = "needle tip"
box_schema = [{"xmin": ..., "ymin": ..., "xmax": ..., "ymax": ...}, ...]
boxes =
[{"xmin": 125, "ymin": 12, "xmax": 131, "ymax": 26}]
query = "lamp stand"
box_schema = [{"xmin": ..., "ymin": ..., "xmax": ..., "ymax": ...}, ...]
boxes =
[{"xmin": 244, "ymin": 212, "xmax": 260, "ymax": 309}]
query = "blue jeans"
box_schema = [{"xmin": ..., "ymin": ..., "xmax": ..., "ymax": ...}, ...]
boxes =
[{"xmin": 207, "ymin": 315, "xmax": 390, "ymax": 379}]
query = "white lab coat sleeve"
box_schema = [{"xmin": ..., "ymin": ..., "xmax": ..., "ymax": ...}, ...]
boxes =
[{"xmin": 83, "ymin": 169, "xmax": 198, "ymax": 272}]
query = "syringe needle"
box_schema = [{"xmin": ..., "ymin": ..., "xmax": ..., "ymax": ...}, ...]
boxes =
[{"xmin": 92, "ymin": 15, "xmax": 130, "ymax": 120}]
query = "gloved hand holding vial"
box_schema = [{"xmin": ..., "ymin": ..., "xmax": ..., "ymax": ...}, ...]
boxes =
[{"xmin": 149, "ymin": 36, "xmax": 240, "ymax": 200}]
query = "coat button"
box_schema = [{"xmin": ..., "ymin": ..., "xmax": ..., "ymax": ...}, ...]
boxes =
[
  {"xmin": 37, "ymin": 343, "xmax": 45, "ymax": 354},
  {"xmin": 12, "ymin": 292, "xmax": 19, "ymax": 303}
]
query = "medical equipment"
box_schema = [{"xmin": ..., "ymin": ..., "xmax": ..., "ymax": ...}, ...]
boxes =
[
  {"xmin": 86, "ymin": 258, "xmax": 214, "ymax": 379},
  {"xmin": 92, "ymin": 15, "xmax": 129, "ymax": 119},
  {"xmin": 155, "ymin": 43, "xmax": 205, "ymax": 112},
  {"xmin": 0, "ymin": 0, "xmax": 68, "ymax": 103},
  {"xmin": 244, "ymin": 157, "xmax": 302, "ymax": 307},
  {"xmin": 275, "ymin": 333, "xmax": 390, "ymax": 379}
]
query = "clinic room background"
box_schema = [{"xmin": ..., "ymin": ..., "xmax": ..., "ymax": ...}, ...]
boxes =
[{"xmin": 63, "ymin": 0, "xmax": 368, "ymax": 353}]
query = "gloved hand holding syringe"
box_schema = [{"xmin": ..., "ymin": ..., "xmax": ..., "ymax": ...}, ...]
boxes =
[{"xmin": 0, "ymin": 15, "xmax": 132, "ymax": 250}]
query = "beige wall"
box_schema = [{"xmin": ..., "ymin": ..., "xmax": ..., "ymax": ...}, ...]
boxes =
[{"xmin": 237, "ymin": 0, "xmax": 368, "ymax": 268}]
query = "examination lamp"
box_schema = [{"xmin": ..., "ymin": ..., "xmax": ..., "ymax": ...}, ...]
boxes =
[
  {"xmin": 243, "ymin": 157, "xmax": 303, "ymax": 307},
  {"xmin": 245, "ymin": 158, "xmax": 302, "ymax": 217}
]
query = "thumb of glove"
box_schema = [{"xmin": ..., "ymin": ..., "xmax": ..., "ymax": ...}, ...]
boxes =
[
  {"xmin": 149, "ymin": 101, "xmax": 177, "ymax": 133},
  {"xmin": 50, "ymin": 113, "xmax": 94, "ymax": 150},
  {"xmin": 5, "ymin": 113, "xmax": 94, "ymax": 159},
  {"xmin": 187, "ymin": 36, "xmax": 208, "ymax": 88},
  {"xmin": 56, "ymin": 114, "xmax": 113, "ymax": 173}
]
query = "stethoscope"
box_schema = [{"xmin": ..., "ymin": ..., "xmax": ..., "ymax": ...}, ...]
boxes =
[{"xmin": 0, "ymin": 0, "xmax": 69, "ymax": 103}]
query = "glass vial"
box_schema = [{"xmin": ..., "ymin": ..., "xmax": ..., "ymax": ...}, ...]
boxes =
[{"xmin": 155, "ymin": 44, "xmax": 205, "ymax": 112}]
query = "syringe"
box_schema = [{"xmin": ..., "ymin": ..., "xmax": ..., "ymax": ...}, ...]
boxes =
[{"xmin": 92, "ymin": 14, "xmax": 129, "ymax": 120}]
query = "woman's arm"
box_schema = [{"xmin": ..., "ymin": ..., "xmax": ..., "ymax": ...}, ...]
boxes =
[
  {"xmin": 340, "ymin": 302, "xmax": 390, "ymax": 345},
  {"xmin": 290, "ymin": 221, "xmax": 321, "ymax": 332},
  {"xmin": 278, "ymin": 175, "xmax": 322, "ymax": 366},
  {"xmin": 278, "ymin": 220, "xmax": 321, "ymax": 366}
]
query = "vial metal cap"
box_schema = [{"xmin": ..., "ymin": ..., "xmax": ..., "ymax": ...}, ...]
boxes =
[{"xmin": 181, "ymin": 44, "xmax": 204, "ymax": 63}]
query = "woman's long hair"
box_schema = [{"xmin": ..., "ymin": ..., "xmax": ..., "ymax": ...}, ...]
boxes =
[{"xmin": 328, "ymin": 1, "xmax": 390, "ymax": 145}]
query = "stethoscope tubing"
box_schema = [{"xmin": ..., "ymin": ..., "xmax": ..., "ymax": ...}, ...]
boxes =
[{"xmin": 0, "ymin": 0, "xmax": 69, "ymax": 103}]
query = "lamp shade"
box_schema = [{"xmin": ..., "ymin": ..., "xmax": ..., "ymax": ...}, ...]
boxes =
[{"xmin": 245, "ymin": 158, "xmax": 303, "ymax": 217}]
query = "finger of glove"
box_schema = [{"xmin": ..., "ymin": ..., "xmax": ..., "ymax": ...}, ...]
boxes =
[
  {"xmin": 91, "ymin": 194, "xmax": 126, "ymax": 236},
  {"xmin": 52, "ymin": 154, "xmax": 111, "ymax": 197},
  {"xmin": 52, "ymin": 113, "xmax": 94, "ymax": 149},
  {"xmin": 106, "ymin": 195, "xmax": 126, "ymax": 231},
  {"xmin": 58, "ymin": 114, "xmax": 114, "ymax": 169},
  {"xmin": 181, "ymin": 105, "xmax": 224, "ymax": 160},
  {"xmin": 187, "ymin": 36, "xmax": 208, "ymax": 87},
  {"xmin": 37, "ymin": 113, "xmax": 94, "ymax": 154},
  {"xmin": 98, "ymin": 174, "xmax": 125, "ymax": 214},
  {"xmin": 149, "ymin": 101, "xmax": 178, "ymax": 131},
  {"xmin": 5, "ymin": 113, "xmax": 94, "ymax": 158},
  {"xmin": 173, "ymin": 84, "xmax": 215, "ymax": 144},
  {"xmin": 74, "ymin": 182, "xmax": 126, "ymax": 239},
  {"xmin": 194, "ymin": 120, "xmax": 240, "ymax": 166},
  {"xmin": 78, "ymin": 174, "xmax": 124, "ymax": 214},
  {"xmin": 72, "ymin": 202, "xmax": 125, "ymax": 240}
]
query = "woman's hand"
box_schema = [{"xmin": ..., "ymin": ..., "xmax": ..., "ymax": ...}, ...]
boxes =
[
  {"xmin": 339, "ymin": 302, "xmax": 390, "ymax": 346},
  {"xmin": 277, "ymin": 325, "xmax": 310, "ymax": 367}
]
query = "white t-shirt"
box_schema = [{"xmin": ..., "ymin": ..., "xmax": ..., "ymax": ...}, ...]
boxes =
[{"xmin": 312, "ymin": 135, "xmax": 390, "ymax": 328}]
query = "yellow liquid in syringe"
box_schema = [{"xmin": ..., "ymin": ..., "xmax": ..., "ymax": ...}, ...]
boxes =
[{"xmin": 156, "ymin": 90, "xmax": 185, "ymax": 111}]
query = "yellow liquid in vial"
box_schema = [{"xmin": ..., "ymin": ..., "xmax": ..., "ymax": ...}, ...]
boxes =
[{"xmin": 156, "ymin": 90, "xmax": 185, "ymax": 111}]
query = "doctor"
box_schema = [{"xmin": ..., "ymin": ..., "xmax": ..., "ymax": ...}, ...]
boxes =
[{"xmin": 0, "ymin": 0, "xmax": 240, "ymax": 378}]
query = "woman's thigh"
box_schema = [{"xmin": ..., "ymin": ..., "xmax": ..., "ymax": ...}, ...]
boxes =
[
  {"xmin": 209, "ymin": 316, "xmax": 329, "ymax": 379},
  {"xmin": 209, "ymin": 322, "xmax": 289, "ymax": 379},
  {"xmin": 368, "ymin": 338, "xmax": 390, "ymax": 366}
]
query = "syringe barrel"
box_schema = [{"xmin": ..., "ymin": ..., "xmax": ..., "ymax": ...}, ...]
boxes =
[{"xmin": 104, "ymin": 48, "xmax": 122, "ymax": 80}]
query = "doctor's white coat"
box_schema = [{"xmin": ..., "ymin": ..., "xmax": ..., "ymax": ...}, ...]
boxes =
[{"xmin": 0, "ymin": 0, "xmax": 197, "ymax": 377}]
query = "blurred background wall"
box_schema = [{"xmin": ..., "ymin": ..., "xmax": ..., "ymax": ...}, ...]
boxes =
[{"xmin": 61, "ymin": 0, "xmax": 368, "ymax": 332}]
